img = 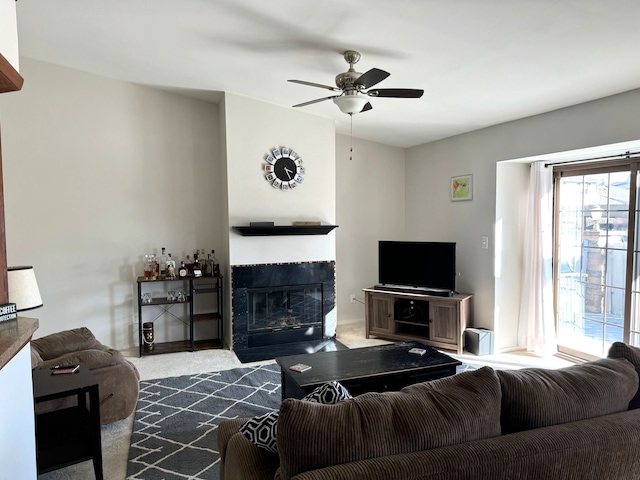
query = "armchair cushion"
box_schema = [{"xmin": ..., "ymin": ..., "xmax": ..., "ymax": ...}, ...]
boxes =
[
  {"xmin": 34, "ymin": 347, "xmax": 125, "ymax": 371},
  {"xmin": 30, "ymin": 346, "xmax": 43, "ymax": 368},
  {"xmin": 31, "ymin": 327, "xmax": 100, "ymax": 360}
]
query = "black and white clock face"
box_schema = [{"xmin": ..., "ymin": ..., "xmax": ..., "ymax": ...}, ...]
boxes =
[
  {"xmin": 274, "ymin": 157, "xmax": 297, "ymax": 182},
  {"xmin": 264, "ymin": 147, "xmax": 305, "ymax": 191}
]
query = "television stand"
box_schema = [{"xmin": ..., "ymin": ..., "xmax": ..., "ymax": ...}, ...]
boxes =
[
  {"xmin": 374, "ymin": 284, "xmax": 453, "ymax": 297},
  {"xmin": 364, "ymin": 287, "xmax": 473, "ymax": 354}
]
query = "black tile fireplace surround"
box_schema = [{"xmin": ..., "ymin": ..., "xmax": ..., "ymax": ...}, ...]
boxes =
[{"xmin": 232, "ymin": 261, "xmax": 343, "ymax": 363}]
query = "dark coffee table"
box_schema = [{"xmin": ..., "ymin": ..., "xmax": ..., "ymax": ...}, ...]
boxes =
[{"xmin": 275, "ymin": 341, "xmax": 462, "ymax": 400}]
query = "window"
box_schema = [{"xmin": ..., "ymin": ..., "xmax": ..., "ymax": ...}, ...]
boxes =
[{"xmin": 554, "ymin": 160, "xmax": 639, "ymax": 358}]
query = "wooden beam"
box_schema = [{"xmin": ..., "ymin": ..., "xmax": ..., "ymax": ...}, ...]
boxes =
[
  {"xmin": 0, "ymin": 51, "xmax": 21, "ymax": 302},
  {"xmin": 0, "ymin": 52, "xmax": 23, "ymax": 94},
  {"xmin": 0, "ymin": 133, "xmax": 6, "ymax": 304}
]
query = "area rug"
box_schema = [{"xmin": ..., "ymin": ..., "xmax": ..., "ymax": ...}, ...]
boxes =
[
  {"xmin": 126, "ymin": 364, "xmax": 281, "ymax": 480},
  {"xmin": 126, "ymin": 362, "xmax": 477, "ymax": 479}
]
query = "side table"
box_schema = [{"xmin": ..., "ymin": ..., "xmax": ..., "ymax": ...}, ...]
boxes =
[{"xmin": 32, "ymin": 366, "xmax": 103, "ymax": 479}]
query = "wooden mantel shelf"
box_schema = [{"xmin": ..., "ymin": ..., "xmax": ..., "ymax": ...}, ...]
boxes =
[
  {"xmin": 0, "ymin": 52, "xmax": 24, "ymax": 94},
  {"xmin": 232, "ymin": 225, "xmax": 339, "ymax": 236}
]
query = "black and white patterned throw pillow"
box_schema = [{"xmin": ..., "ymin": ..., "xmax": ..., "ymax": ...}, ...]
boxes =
[
  {"xmin": 302, "ymin": 380, "xmax": 353, "ymax": 404},
  {"xmin": 239, "ymin": 380, "xmax": 352, "ymax": 453},
  {"xmin": 238, "ymin": 411, "xmax": 279, "ymax": 453}
]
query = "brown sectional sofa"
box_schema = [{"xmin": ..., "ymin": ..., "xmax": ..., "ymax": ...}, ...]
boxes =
[
  {"xmin": 219, "ymin": 343, "xmax": 640, "ymax": 479},
  {"xmin": 31, "ymin": 327, "xmax": 140, "ymax": 425}
]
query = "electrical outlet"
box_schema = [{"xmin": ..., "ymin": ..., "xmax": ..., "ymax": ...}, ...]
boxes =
[
  {"xmin": 481, "ymin": 236, "xmax": 489, "ymax": 249},
  {"xmin": 350, "ymin": 294, "xmax": 356, "ymax": 303}
]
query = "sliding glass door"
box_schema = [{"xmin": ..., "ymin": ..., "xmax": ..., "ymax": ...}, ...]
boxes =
[{"xmin": 555, "ymin": 162, "xmax": 637, "ymax": 359}]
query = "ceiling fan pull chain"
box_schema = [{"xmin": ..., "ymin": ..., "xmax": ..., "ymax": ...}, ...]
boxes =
[{"xmin": 350, "ymin": 114, "xmax": 353, "ymax": 161}]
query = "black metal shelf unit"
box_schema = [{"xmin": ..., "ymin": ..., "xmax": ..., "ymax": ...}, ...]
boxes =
[{"xmin": 136, "ymin": 275, "xmax": 224, "ymax": 357}]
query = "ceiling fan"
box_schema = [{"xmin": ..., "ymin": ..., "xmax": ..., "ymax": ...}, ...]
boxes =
[{"xmin": 288, "ymin": 50, "xmax": 424, "ymax": 115}]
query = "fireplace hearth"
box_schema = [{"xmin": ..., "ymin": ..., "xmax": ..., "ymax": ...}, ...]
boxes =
[{"xmin": 232, "ymin": 261, "xmax": 339, "ymax": 362}]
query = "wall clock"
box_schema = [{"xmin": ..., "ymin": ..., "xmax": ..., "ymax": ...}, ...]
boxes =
[{"xmin": 264, "ymin": 147, "xmax": 305, "ymax": 191}]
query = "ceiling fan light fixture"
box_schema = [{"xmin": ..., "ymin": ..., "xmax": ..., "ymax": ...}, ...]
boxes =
[{"xmin": 332, "ymin": 95, "xmax": 369, "ymax": 115}]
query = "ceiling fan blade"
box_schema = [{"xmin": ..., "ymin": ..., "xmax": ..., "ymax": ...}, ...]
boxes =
[
  {"xmin": 367, "ymin": 88, "xmax": 424, "ymax": 98},
  {"xmin": 360, "ymin": 102, "xmax": 373, "ymax": 113},
  {"xmin": 288, "ymin": 79, "xmax": 341, "ymax": 92},
  {"xmin": 292, "ymin": 95, "xmax": 339, "ymax": 108},
  {"xmin": 354, "ymin": 68, "xmax": 390, "ymax": 89}
]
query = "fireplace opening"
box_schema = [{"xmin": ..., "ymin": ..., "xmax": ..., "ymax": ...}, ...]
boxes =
[
  {"xmin": 248, "ymin": 284, "xmax": 322, "ymax": 333},
  {"xmin": 246, "ymin": 282, "xmax": 324, "ymax": 348},
  {"xmin": 232, "ymin": 261, "xmax": 337, "ymax": 357}
]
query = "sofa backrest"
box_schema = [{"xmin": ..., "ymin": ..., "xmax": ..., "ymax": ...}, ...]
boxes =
[
  {"xmin": 608, "ymin": 342, "xmax": 640, "ymax": 409},
  {"xmin": 497, "ymin": 357, "xmax": 638, "ymax": 434},
  {"xmin": 275, "ymin": 366, "xmax": 502, "ymax": 480}
]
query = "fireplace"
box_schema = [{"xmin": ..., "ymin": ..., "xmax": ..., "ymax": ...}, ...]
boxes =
[{"xmin": 231, "ymin": 261, "xmax": 336, "ymax": 360}]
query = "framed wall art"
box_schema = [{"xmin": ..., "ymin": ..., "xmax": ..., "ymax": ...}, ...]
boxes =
[{"xmin": 451, "ymin": 174, "xmax": 473, "ymax": 201}]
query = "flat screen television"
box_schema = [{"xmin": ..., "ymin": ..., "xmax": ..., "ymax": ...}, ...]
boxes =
[{"xmin": 378, "ymin": 241, "xmax": 456, "ymax": 292}]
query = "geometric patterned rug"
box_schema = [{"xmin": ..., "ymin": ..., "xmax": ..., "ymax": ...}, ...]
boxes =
[{"xmin": 126, "ymin": 364, "xmax": 281, "ymax": 480}]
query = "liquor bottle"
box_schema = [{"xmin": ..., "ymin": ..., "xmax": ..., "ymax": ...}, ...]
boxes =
[
  {"xmin": 205, "ymin": 253, "xmax": 213, "ymax": 277},
  {"xmin": 193, "ymin": 253, "xmax": 202, "ymax": 277},
  {"xmin": 159, "ymin": 247, "xmax": 168, "ymax": 276},
  {"xmin": 185, "ymin": 255, "xmax": 192, "ymax": 275},
  {"xmin": 166, "ymin": 253, "xmax": 176, "ymax": 280},
  {"xmin": 144, "ymin": 254, "xmax": 157, "ymax": 280},
  {"xmin": 178, "ymin": 261, "xmax": 188, "ymax": 278},
  {"xmin": 211, "ymin": 249, "xmax": 220, "ymax": 276}
]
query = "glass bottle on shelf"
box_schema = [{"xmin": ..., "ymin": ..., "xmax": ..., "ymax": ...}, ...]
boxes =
[
  {"xmin": 159, "ymin": 247, "xmax": 168, "ymax": 276},
  {"xmin": 166, "ymin": 253, "xmax": 176, "ymax": 280},
  {"xmin": 178, "ymin": 261, "xmax": 188, "ymax": 278},
  {"xmin": 144, "ymin": 254, "xmax": 157, "ymax": 280},
  {"xmin": 211, "ymin": 250, "xmax": 220, "ymax": 276},
  {"xmin": 205, "ymin": 253, "xmax": 213, "ymax": 277},
  {"xmin": 193, "ymin": 253, "xmax": 202, "ymax": 277}
]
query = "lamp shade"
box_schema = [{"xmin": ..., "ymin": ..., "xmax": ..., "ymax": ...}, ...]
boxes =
[
  {"xmin": 333, "ymin": 95, "xmax": 369, "ymax": 114},
  {"xmin": 8, "ymin": 266, "xmax": 43, "ymax": 312}
]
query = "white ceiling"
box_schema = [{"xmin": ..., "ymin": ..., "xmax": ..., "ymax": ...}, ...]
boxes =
[{"xmin": 13, "ymin": 0, "xmax": 640, "ymax": 148}]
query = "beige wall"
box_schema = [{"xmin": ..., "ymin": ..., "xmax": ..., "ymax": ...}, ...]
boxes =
[
  {"xmin": 0, "ymin": 0, "xmax": 19, "ymax": 70},
  {"xmin": 0, "ymin": 58, "xmax": 223, "ymax": 349},
  {"xmin": 406, "ymin": 88, "xmax": 640, "ymax": 351},
  {"xmin": 335, "ymin": 134, "xmax": 405, "ymax": 324},
  {"xmin": 224, "ymin": 93, "xmax": 336, "ymax": 266}
]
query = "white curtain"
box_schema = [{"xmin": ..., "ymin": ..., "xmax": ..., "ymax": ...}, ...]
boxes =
[{"xmin": 518, "ymin": 161, "xmax": 557, "ymax": 355}]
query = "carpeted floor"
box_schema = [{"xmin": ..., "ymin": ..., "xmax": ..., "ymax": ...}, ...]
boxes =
[{"xmin": 126, "ymin": 364, "xmax": 281, "ymax": 479}]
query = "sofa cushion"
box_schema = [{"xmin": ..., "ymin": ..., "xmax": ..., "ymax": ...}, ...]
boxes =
[
  {"xmin": 239, "ymin": 381, "xmax": 352, "ymax": 453},
  {"xmin": 31, "ymin": 327, "xmax": 100, "ymax": 361},
  {"xmin": 30, "ymin": 345, "xmax": 43, "ymax": 368},
  {"xmin": 34, "ymin": 348, "xmax": 125, "ymax": 371},
  {"xmin": 275, "ymin": 366, "xmax": 501, "ymax": 480},
  {"xmin": 608, "ymin": 342, "xmax": 640, "ymax": 409},
  {"xmin": 497, "ymin": 357, "xmax": 638, "ymax": 434}
]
